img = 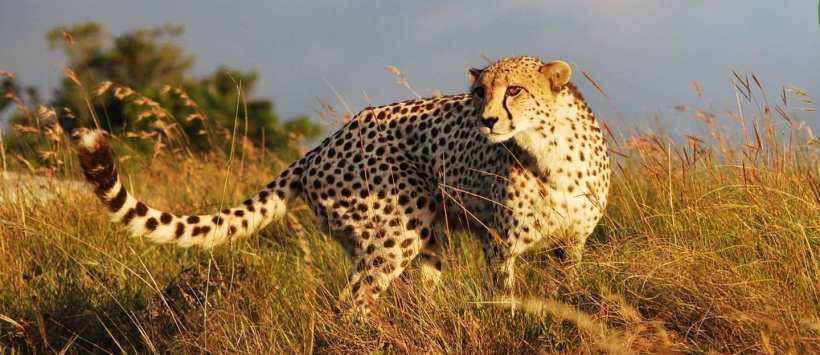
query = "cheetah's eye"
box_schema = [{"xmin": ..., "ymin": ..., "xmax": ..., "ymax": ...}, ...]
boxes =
[
  {"xmin": 506, "ymin": 86, "xmax": 522, "ymax": 97},
  {"xmin": 472, "ymin": 86, "xmax": 485, "ymax": 100}
]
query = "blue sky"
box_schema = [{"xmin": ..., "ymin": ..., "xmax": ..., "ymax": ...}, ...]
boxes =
[{"xmin": 1, "ymin": 0, "xmax": 818, "ymax": 136}]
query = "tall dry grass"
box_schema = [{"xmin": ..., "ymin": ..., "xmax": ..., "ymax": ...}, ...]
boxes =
[{"xmin": 0, "ymin": 66, "xmax": 818, "ymax": 353}]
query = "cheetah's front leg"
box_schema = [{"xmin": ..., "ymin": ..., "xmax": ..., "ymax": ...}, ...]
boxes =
[
  {"xmin": 480, "ymin": 233, "xmax": 518, "ymax": 291},
  {"xmin": 499, "ymin": 253, "xmax": 519, "ymax": 290},
  {"xmin": 555, "ymin": 237, "xmax": 587, "ymax": 290}
]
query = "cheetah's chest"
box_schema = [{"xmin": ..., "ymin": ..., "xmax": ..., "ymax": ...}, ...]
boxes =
[{"xmin": 483, "ymin": 143, "xmax": 607, "ymax": 251}]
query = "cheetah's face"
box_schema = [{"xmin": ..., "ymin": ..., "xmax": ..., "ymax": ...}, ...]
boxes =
[{"xmin": 469, "ymin": 57, "xmax": 572, "ymax": 143}]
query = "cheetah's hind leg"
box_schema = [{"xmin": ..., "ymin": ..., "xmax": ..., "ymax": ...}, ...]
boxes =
[{"xmin": 335, "ymin": 215, "xmax": 436, "ymax": 318}]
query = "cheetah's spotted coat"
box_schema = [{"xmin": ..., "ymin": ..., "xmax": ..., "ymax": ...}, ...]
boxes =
[{"xmin": 75, "ymin": 56, "xmax": 610, "ymax": 314}]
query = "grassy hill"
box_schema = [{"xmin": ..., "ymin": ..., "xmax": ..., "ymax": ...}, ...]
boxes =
[{"xmin": 0, "ymin": 78, "xmax": 818, "ymax": 353}]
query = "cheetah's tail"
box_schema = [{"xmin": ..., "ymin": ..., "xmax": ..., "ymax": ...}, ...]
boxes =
[{"xmin": 73, "ymin": 128, "xmax": 300, "ymax": 249}]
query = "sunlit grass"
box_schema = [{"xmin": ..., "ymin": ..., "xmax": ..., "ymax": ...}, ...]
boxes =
[{"xmin": 0, "ymin": 68, "xmax": 818, "ymax": 353}]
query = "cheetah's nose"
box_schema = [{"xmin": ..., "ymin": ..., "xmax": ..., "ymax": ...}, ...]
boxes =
[{"xmin": 482, "ymin": 116, "xmax": 499, "ymax": 129}]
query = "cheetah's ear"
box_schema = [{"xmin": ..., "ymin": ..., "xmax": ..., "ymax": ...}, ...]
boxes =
[
  {"xmin": 467, "ymin": 67, "xmax": 482, "ymax": 84},
  {"xmin": 539, "ymin": 60, "xmax": 572, "ymax": 91}
]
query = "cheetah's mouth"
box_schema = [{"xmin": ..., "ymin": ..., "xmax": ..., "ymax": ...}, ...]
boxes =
[{"xmin": 480, "ymin": 127, "xmax": 517, "ymax": 143}]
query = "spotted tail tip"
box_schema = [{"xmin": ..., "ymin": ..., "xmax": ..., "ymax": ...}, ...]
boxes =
[
  {"xmin": 72, "ymin": 128, "xmax": 117, "ymax": 194},
  {"xmin": 73, "ymin": 128, "xmax": 109, "ymax": 154}
]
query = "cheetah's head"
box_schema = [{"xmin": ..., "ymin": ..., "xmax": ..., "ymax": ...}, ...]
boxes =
[{"xmin": 469, "ymin": 56, "xmax": 572, "ymax": 143}]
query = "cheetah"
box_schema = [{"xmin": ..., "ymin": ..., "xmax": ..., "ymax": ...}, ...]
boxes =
[{"xmin": 74, "ymin": 55, "xmax": 610, "ymax": 315}]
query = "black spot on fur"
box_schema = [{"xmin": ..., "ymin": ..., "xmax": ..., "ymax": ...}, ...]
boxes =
[
  {"xmin": 145, "ymin": 218, "xmax": 158, "ymax": 231},
  {"xmin": 122, "ymin": 208, "xmax": 136, "ymax": 225},
  {"xmin": 107, "ymin": 185, "xmax": 127, "ymax": 212},
  {"xmin": 192, "ymin": 226, "xmax": 211, "ymax": 237},
  {"xmin": 175, "ymin": 222, "xmax": 185, "ymax": 238},
  {"xmin": 135, "ymin": 202, "xmax": 148, "ymax": 217}
]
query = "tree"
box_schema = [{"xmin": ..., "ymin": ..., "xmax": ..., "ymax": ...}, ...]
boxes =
[
  {"xmin": 35, "ymin": 22, "xmax": 321, "ymax": 159},
  {"xmin": 1, "ymin": 74, "xmax": 40, "ymax": 116}
]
